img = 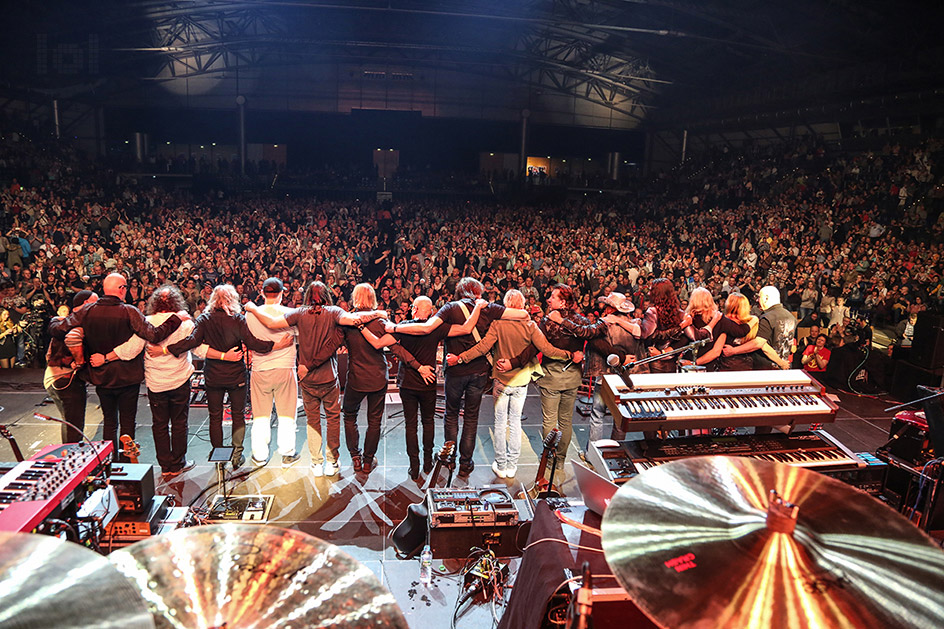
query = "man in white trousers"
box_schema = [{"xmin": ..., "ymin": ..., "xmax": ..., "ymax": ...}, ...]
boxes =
[{"xmin": 247, "ymin": 278, "xmax": 300, "ymax": 467}]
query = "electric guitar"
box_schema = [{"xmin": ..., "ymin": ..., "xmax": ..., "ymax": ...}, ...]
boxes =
[
  {"xmin": 391, "ymin": 441, "xmax": 455, "ymax": 559},
  {"xmin": 0, "ymin": 424, "xmax": 24, "ymax": 462},
  {"xmin": 521, "ymin": 428, "xmax": 562, "ymax": 500},
  {"xmin": 119, "ymin": 434, "xmax": 140, "ymax": 463}
]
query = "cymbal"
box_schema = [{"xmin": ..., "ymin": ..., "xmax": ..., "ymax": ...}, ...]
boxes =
[
  {"xmin": 109, "ymin": 524, "xmax": 408, "ymax": 629},
  {"xmin": 0, "ymin": 531, "xmax": 154, "ymax": 629},
  {"xmin": 601, "ymin": 456, "xmax": 944, "ymax": 629}
]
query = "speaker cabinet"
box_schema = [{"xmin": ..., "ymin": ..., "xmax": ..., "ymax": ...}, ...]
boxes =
[
  {"xmin": 912, "ymin": 312, "xmax": 944, "ymax": 370},
  {"xmin": 891, "ymin": 359, "xmax": 943, "ymax": 401}
]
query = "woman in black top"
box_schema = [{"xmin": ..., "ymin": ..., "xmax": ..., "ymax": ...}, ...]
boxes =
[{"xmin": 169, "ymin": 284, "xmax": 292, "ymax": 468}]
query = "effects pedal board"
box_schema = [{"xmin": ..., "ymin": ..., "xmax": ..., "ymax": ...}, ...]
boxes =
[{"xmin": 207, "ymin": 494, "xmax": 274, "ymax": 523}]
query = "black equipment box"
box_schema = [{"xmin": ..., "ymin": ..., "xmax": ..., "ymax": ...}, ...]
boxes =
[
  {"xmin": 429, "ymin": 497, "xmax": 533, "ymax": 559},
  {"xmin": 110, "ymin": 463, "xmax": 155, "ymax": 514}
]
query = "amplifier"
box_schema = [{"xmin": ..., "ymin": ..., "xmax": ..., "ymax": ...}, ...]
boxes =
[
  {"xmin": 110, "ymin": 463, "xmax": 155, "ymax": 514},
  {"xmin": 104, "ymin": 495, "xmax": 171, "ymax": 540},
  {"xmin": 428, "ymin": 486, "xmax": 519, "ymax": 528},
  {"xmin": 883, "ymin": 410, "xmax": 935, "ymax": 465},
  {"xmin": 428, "ymin": 498, "xmax": 533, "ymax": 559}
]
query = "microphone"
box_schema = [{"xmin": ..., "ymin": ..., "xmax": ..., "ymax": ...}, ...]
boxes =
[{"xmin": 607, "ymin": 354, "xmax": 634, "ymax": 389}]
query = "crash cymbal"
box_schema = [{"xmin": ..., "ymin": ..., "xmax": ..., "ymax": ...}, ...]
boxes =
[
  {"xmin": 109, "ymin": 524, "xmax": 408, "ymax": 629},
  {"xmin": 601, "ymin": 456, "xmax": 944, "ymax": 629},
  {"xmin": 0, "ymin": 531, "xmax": 154, "ymax": 629}
]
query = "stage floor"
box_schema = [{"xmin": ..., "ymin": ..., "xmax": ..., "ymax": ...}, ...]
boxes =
[{"xmin": 0, "ymin": 368, "xmax": 903, "ymax": 627}]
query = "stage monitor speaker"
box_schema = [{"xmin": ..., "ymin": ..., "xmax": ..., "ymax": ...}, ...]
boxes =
[
  {"xmin": 911, "ymin": 312, "xmax": 944, "ymax": 370},
  {"xmin": 891, "ymin": 360, "xmax": 943, "ymax": 402}
]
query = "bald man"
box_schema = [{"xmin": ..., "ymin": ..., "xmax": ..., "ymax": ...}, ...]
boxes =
[{"xmin": 57, "ymin": 273, "xmax": 184, "ymax": 461}]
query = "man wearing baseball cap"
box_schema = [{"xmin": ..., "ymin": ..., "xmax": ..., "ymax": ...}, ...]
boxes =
[{"xmin": 246, "ymin": 277, "xmax": 300, "ymax": 467}]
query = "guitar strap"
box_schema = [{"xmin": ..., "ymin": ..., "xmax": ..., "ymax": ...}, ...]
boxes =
[{"xmin": 457, "ymin": 301, "xmax": 493, "ymax": 366}]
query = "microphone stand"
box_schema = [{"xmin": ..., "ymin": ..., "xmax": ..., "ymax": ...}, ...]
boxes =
[
  {"xmin": 884, "ymin": 389, "xmax": 944, "ymax": 414},
  {"xmin": 614, "ymin": 339, "xmax": 711, "ymax": 389}
]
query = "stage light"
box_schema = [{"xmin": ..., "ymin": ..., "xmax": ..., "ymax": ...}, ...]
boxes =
[{"xmin": 212, "ymin": 142, "xmax": 216, "ymax": 146}]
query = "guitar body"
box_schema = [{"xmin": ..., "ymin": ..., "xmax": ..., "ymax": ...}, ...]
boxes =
[
  {"xmin": 391, "ymin": 502, "xmax": 430, "ymax": 559},
  {"xmin": 391, "ymin": 441, "xmax": 454, "ymax": 559}
]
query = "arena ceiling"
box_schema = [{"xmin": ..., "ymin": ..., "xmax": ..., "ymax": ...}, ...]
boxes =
[{"xmin": 2, "ymin": 0, "xmax": 943, "ymax": 130}]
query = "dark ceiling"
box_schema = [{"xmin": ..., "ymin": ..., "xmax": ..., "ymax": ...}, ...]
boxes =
[{"xmin": 1, "ymin": 0, "xmax": 942, "ymax": 129}]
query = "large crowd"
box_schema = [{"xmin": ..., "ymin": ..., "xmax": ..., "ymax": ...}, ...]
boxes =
[{"xmin": 2, "ymin": 125, "xmax": 942, "ymax": 371}]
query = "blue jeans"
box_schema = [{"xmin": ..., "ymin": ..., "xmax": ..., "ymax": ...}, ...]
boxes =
[
  {"xmin": 492, "ymin": 381, "xmax": 527, "ymax": 470},
  {"xmin": 444, "ymin": 372, "xmax": 487, "ymax": 468},
  {"xmin": 588, "ymin": 377, "xmax": 626, "ymax": 445}
]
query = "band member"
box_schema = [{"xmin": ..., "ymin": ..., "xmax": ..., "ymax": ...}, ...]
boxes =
[
  {"xmin": 134, "ymin": 286, "xmax": 198, "ymax": 477},
  {"xmin": 246, "ymin": 278, "xmax": 300, "ymax": 468},
  {"xmin": 44, "ymin": 290, "xmax": 96, "ymax": 443},
  {"xmin": 584, "ymin": 292, "xmax": 652, "ymax": 443},
  {"xmin": 539, "ymin": 284, "xmax": 603, "ymax": 475}
]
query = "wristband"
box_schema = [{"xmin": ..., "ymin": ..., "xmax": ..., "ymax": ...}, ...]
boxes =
[
  {"xmin": 163, "ymin": 346, "xmax": 168, "ymax": 355},
  {"xmin": 222, "ymin": 351, "xmax": 227, "ymax": 360}
]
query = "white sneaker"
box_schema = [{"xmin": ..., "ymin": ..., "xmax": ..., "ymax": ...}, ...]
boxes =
[
  {"xmin": 491, "ymin": 461, "xmax": 507, "ymax": 478},
  {"xmin": 311, "ymin": 463, "xmax": 324, "ymax": 478},
  {"xmin": 505, "ymin": 465, "xmax": 518, "ymax": 478},
  {"xmin": 322, "ymin": 460, "xmax": 340, "ymax": 476}
]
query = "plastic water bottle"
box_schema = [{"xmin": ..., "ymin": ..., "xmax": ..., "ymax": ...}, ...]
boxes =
[{"xmin": 419, "ymin": 545, "xmax": 433, "ymax": 586}]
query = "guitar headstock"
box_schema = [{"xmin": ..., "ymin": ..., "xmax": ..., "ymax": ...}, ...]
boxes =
[
  {"xmin": 438, "ymin": 441, "xmax": 456, "ymax": 462},
  {"xmin": 0, "ymin": 425, "xmax": 11, "ymax": 439},
  {"xmin": 119, "ymin": 434, "xmax": 140, "ymax": 462}
]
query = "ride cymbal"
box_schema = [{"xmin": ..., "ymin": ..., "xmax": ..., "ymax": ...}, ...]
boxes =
[
  {"xmin": 601, "ymin": 456, "xmax": 944, "ymax": 629},
  {"xmin": 0, "ymin": 531, "xmax": 154, "ymax": 629},
  {"xmin": 109, "ymin": 524, "xmax": 408, "ymax": 629}
]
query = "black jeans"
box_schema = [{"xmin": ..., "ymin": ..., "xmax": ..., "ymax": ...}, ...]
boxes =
[
  {"xmin": 342, "ymin": 387, "xmax": 385, "ymax": 461},
  {"xmin": 47, "ymin": 375, "xmax": 87, "ymax": 443},
  {"xmin": 97, "ymin": 383, "xmax": 140, "ymax": 462},
  {"xmin": 401, "ymin": 387, "xmax": 437, "ymax": 466},
  {"xmin": 206, "ymin": 384, "xmax": 247, "ymax": 457},
  {"xmin": 148, "ymin": 381, "xmax": 191, "ymax": 473},
  {"xmin": 444, "ymin": 372, "xmax": 487, "ymax": 468}
]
